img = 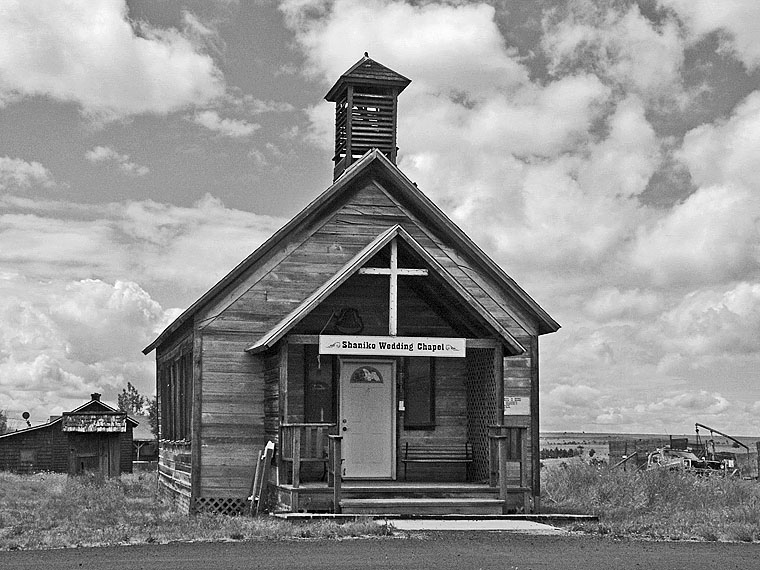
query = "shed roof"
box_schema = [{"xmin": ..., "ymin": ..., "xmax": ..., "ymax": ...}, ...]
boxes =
[
  {"xmin": 0, "ymin": 395, "xmax": 137, "ymax": 439},
  {"xmin": 144, "ymin": 150, "xmax": 559, "ymax": 354}
]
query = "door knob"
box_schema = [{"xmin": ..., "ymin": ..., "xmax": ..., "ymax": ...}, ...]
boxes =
[{"xmin": 342, "ymin": 427, "xmax": 347, "ymax": 432}]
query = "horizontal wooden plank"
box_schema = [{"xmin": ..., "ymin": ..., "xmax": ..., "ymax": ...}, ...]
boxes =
[
  {"xmin": 201, "ymin": 413, "xmax": 264, "ymax": 426},
  {"xmin": 202, "ymin": 401, "xmax": 261, "ymax": 415}
]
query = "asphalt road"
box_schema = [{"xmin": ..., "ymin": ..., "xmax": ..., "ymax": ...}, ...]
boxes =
[{"xmin": 0, "ymin": 533, "xmax": 756, "ymax": 570}]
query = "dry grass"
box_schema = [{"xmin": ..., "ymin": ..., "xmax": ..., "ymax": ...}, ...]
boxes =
[
  {"xmin": 542, "ymin": 461, "xmax": 760, "ymax": 542},
  {"xmin": 0, "ymin": 471, "xmax": 392, "ymax": 551}
]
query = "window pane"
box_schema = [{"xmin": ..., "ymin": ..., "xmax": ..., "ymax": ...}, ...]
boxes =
[
  {"xmin": 305, "ymin": 345, "xmax": 335, "ymax": 423},
  {"xmin": 405, "ymin": 358, "xmax": 434, "ymax": 428}
]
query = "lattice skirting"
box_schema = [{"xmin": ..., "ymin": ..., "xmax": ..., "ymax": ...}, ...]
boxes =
[
  {"xmin": 193, "ymin": 497, "xmax": 248, "ymax": 516},
  {"xmin": 465, "ymin": 348, "xmax": 499, "ymax": 482}
]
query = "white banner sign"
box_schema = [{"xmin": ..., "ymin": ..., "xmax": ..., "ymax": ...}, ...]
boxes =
[
  {"xmin": 504, "ymin": 395, "xmax": 531, "ymax": 416},
  {"xmin": 319, "ymin": 335, "xmax": 466, "ymax": 358}
]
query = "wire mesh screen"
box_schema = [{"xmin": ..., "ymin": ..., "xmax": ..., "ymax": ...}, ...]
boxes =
[{"xmin": 465, "ymin": 348, "xmax": 499, "ymax": 481}]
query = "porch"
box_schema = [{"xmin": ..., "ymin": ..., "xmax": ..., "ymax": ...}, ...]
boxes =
[{"xmin": 274, "ymin": 423, "xmax": 530, "ymax": 515}]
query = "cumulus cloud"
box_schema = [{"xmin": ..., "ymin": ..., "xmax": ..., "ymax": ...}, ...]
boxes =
[
  {"xmin": 192, "ymin": 110, "xmax": 261, "ymax": 138},
  {"xmin": 631, "ymin": 184, "xmax": 760, "ymax": 286},
  {"xmin": 280, "ymin": 0, "xmax": 760, "ymax": 435},
  {"xmin": 543, "ymin": 1, "xmax": 685, "ymax": 102},
  {"xmin": 0, "ymin": 193, "xmax": 286, "ymax": 303},
  {"xmin": 660, "ymin": 282, "xmax": 760, "ymax": 356},
  {"xmin": 677, "ymin": 91, "xmax": 760, "ymax": 189},
  {"xmin": 0, "ymin": 275, "xmax": 169, "ymax": 424},
  {"xmin": 3, "ymin": 0, "xmax": 760, "ymax": 436},
  {"xmin": 0, "ymin": 156, "xmax": 55, "ymax": 191},
  {"xmin": 281, "ymin": 0, "xmax": 529, "ymax": 92},
  {"xmin": 661, "ymin": 0, "xmax": 760, "ymax": 69},
  {"xmin": 0, "ymin": 0, "xmax": 224, "ymax": 119},
  {"xmin": 0, "ymin": 193, "xmax": 285, "ymax": 424},
  {"xmin": 86, "ymin": 146, "xmax": 150, "ymax": 177},
  {"xmin": 584, "ymin": 287, "xmax": 662, "ymax": 321},
  {"xmin": 637, "ymin": 390, "xmax": 731, "ymax": 416}
]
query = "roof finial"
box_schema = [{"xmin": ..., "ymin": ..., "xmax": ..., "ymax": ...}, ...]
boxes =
[{"xmin": 364, "ymin": 51, "xmax": 369, "ymax": 58}]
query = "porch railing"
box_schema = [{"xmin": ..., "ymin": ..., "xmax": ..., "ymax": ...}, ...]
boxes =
[
  {"xmin": 279, "ymin": 423, "xmax": 337, "ymax": 489},
  {"xmin": 488, "ymin": 425, "xmax": 531, "ymax": 513}
]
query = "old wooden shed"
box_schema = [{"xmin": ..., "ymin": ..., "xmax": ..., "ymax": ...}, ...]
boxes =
[
  {"xmin": 0, "ymin": 393, "xmax": 137, "ymax": 476},
  {"xmin": 144, "ymin": 55, "xmax": 559, "ymax": 516}
]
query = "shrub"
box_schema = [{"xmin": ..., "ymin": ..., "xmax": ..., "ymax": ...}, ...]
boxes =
[{"xmin": 542, "ymin": 461, "xmax": 760, "ymax": 541}]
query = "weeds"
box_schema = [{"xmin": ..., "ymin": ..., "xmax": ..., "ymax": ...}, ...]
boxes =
[
  {"xmin": 0, "ymin": 472, "xmax": 391, "ymax": 551},
  {"xmin": 542, "ymin": 461, "xmax": 760, "ymax": 541}
]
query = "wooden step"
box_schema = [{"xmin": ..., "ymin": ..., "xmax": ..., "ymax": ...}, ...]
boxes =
[
  {"xmin": 340, "ymin": 497, "xmax": 504, "ymax": 515},
  {"xmin": 340, "ymin": 484, "xmax": 499, "ymax": 500}
]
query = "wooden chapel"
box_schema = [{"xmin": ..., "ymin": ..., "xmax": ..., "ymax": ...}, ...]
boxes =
[{"xmin": 144, "ymin": 55, "xmax": 559, "ymax": 516}]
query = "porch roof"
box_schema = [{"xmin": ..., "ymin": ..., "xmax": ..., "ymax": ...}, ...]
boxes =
[{"xmin": 245, "ymin": 224, "xmax": 524, "ymax": 355}]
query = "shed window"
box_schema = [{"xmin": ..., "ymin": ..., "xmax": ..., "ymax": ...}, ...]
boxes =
[
  {"xmin": 404, "ymin": 357, "xmax": 435, "ymax": 429},
  {"xmin": 159, "ymin": 350, "xmax": 192, "ymax": 441}
]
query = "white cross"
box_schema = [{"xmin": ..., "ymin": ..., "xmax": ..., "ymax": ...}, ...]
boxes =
[{"xmin": 357, "ymin": 238, "xmax": 428, "ymax": 335}]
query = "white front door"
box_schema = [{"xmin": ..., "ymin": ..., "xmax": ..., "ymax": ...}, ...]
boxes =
[{"xmin": 339, "ymin": 358, "xmax": 395, "ymax": 479}]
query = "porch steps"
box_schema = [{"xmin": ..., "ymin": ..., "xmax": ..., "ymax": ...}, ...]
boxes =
[
  {"xmin": 340, "ymin": 497, "xmax": 505, "ymax": 515},
  {"xmin": 340, "ymin": 483, "xmax": 499, "ymax": 499}
]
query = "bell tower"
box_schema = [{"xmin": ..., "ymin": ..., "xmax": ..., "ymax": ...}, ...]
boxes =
[{"xmin": 325, "ymin": 53, "xmax": 411, "ymax": 180}]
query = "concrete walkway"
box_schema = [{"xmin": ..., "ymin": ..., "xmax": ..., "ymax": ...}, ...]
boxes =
[{"xmin": 381, "ymin": 518, "xmax": 566, "ymax": 533}]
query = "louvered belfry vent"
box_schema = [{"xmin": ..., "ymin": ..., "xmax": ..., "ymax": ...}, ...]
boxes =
[{"xmin": 326, "ymin": 53, "xmax": 411, "ymax": 180}]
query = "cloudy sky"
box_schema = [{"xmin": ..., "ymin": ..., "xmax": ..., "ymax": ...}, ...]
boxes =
[{"xmin": 1, "ymin": 0, "xmax": 759, "ymax": 436}]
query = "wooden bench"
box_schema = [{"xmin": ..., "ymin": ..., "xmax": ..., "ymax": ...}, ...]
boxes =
[{"xmin": 401, "ymin": 442, "xmax": 474, "ymax": 480}]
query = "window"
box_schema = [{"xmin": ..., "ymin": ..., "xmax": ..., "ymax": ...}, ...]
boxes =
[
  {"xmin": 304, "ymin": 345, "xmax": 337, "ymax": 423},
  {"xmin": 159, "ymin": 350, "xmax": 192, "ymax": 441},
  {"xmin": 404, "ymin": 357, "xmax": 435, "ymax": 429}
]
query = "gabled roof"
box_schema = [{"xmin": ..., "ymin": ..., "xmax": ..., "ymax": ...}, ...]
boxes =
[
  {"xmin": 144, "ymin": 150, "xmax": 559, "ymax": 354},
  {"xmin": 325, "ymin": 54, "xmax": 411, "ymax": 102},
  {"xmin": 246, "ymin": 225, "xmax": 524, "ymax": 355},
  {"xmin": 66, "ymin": 398, "xmax": 138, "ymax": 427}
]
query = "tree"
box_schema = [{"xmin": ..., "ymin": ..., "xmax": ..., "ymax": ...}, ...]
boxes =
[
  {"xmin": 147, "ymin": 396, "xmax": 159, "ymax": 438},
  {"xmin": 118, "ymin": 382, "xmax": 147, "ymax": 415},
  {"xmin": 0, "ymin": 409, "xmax": 7, "ymax": 435}
]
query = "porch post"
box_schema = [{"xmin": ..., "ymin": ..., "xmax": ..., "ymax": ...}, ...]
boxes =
[
  {"xmin": 292, "ymin": 428, "xmax": 301, "ymax": 489},
  {"xmin": 328, "ymin": 435, "xmax": 343, "ymax": 513}
]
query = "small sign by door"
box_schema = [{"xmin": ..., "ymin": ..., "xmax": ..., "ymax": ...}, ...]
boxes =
[
  {"xmin": 504, "ymin": 395, "xmax": 531, "ymax": 416},
  {"xmin": 320, "ymin": 335, "xmax": 465, "ymax": 357}
]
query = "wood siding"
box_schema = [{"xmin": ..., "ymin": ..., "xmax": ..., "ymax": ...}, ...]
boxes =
[
  {"xmin": 503, "ymin": 335, "xmax": 539, "ymax": 500},
  {"xmin": 156, "ymin": 323, "xmax": 194, "ymax": 510},
  {"xmin": 398, "ymin": 358, "xmax": 468, "ymax": 481},
  {"xmin": 153, "ymin": 169, "xmax": 546, "ymax": 506},
  {"xmin": 0, "ymin": 421, "xmax": 133, "ymax": 476},
  {"xmin": 0, "ymin": 422, "xmax": 68, "ymax": 473},
  {"xmin": 199, "ymin": 328, "xmax": 264, "ymax": 498}
]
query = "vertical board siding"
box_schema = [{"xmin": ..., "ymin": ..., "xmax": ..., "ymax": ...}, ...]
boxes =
[{"xmin": 120, "ymin": 425, "xmax": 134, "ymax": 473}]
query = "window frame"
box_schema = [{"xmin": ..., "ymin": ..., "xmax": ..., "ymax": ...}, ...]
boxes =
[{"xmin": 402, "ymin": 357, "xmax": 436, "ymax": 430}]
